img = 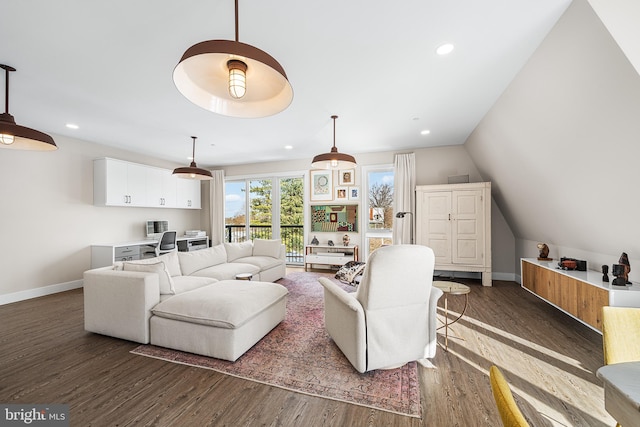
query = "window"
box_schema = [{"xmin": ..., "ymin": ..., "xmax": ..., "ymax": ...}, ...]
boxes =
[
  {"xmin": 362, "ymin": 166, "xmax": 394, "ymax": 260},
  {"xmin": 225, "ymin": 175, "xmax": 304, "ymax": 264}
]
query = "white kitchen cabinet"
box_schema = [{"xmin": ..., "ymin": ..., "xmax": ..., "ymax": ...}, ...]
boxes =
[
  {"xmin": 94, "ymin": 158, "xmax": 200, "ymax": 209},
  {"xmin": 94, "ymin": 158, "xmax": 147, "ymax": 206},
  {"xmin": 176, "ymin": 178, "xmax": 201, "ymax": 209},
  {"xmin": 146, "ymin": 167, "xmax": 177, "ymax": 208},
  {"xmin": 415, "ymin": 182, "xmax": 492, "ymax": 286}
]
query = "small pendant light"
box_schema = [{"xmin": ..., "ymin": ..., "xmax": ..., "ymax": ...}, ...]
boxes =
[
  {"xmin": 173, "ymin": 0, "xmax": 293, "ymax": 118},
  {"xmin": 311, "ymin": 115, "xmax": 356, "ymax": 169},
  {"xmin": 173, "ymin": 136, "xmax": 213, "ymax": 180},
  {"xmin": 0, "ymin": 64, "xmax": 57, "ymax": 151}
]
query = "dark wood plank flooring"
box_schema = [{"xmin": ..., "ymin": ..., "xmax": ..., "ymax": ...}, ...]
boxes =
[{"xmin": 0, "ymin": 273, "xmax": 614, "ymax": 426}]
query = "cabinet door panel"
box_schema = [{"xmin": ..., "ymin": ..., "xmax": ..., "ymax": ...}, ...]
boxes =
[
  {"xmin": 418, "ymin": 192, "xmax": 451, "ymax": 264},
  {"xmin": 104, "ymin": 159, "xmax": 128, "ymax": 205},
  {"xmin": 452, "ymin": 190, "xmax": 483, "ymax": 265}
]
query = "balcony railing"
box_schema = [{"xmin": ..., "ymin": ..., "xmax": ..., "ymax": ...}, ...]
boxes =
[{"xmin": 225, "ymin": 224, "xmax": 304, "ymax": 265}]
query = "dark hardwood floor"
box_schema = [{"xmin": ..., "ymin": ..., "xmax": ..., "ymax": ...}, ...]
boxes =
[{"xmin": 0, "ymin": 273, "xmax": 614, "ymax": 426}]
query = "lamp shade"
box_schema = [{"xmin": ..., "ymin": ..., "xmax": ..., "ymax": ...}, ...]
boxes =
[
  {"xmin": 172, "ymin": 136, "xmax": 213, "ymax": 180},
  {"xmin": 0, "ymin": 64, "xmax": 57, "ymax": 151},
  {"xmin": 173, "ymin": 0, "xmax": 293, "ymax": 118},
  {"xmin": 311, "ymin": 115, "xmax": 356, "ymax": 170}
]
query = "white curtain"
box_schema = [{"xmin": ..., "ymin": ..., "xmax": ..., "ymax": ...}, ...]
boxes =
[
  {"xmin": 393, "ymin": 153, "xmax": 415, "ymax": 244},
  {"xmin": 209, "ymin": 170, "xmax": 225, "ymax": 246}
]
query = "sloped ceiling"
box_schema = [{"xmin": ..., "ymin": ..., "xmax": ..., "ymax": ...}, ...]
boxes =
[{"xmin": 465, "ymin": 0, "xmax": 640, "ymax": 271}]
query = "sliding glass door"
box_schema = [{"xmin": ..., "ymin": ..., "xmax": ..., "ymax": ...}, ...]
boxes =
[{"xmin": 225, "ymin": 175, "xmax": 303, "ymax": 265}]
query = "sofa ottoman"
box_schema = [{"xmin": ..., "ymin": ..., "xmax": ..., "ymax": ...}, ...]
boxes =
[{"xmin": 149, "ymin": 280, "xmax": 288, "ymax": 361}]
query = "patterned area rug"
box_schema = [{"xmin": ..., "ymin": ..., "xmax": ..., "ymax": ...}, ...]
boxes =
[{"xmin": 131, "ymin": 271, "xmax": 422, "ymax": 418}]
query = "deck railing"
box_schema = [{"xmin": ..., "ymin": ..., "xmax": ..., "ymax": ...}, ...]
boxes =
[{"xmin": 225, "ymin": 224, "xmax": 304, "ymax": 265}]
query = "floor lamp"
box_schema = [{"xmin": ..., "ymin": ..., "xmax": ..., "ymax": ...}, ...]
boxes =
[{"xmin": 395, "ymin": 212, "xmax": 414, "ymax": 244}]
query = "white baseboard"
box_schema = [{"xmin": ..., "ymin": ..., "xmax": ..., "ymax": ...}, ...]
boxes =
[{"xmin": 0, "ymin": 279, "xmax": 83, "ymax": 306}]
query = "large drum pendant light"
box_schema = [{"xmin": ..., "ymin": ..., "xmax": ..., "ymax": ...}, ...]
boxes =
[
  {"xmin": 311, "ymin": 115, "xmax": 357, "ymax": 170},
  {"xmin": 0, "ymin": 64, "xmax": 57, "ymax": 151},
  {"xmin": 173, "ymin": 136, "xmax": 213, "ymax": 180},
  {"xmin": 173, "ymin": 0, "xmax": 293, "ymax": 118}
]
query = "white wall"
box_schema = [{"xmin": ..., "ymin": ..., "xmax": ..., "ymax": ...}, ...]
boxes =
[
  {"xmin": 0, "ymin": 134, "xmax": 203, "ymax": 302},
  {"xmin": 465, "ymin": 0, "xmax": 640, "ymax": 282}
]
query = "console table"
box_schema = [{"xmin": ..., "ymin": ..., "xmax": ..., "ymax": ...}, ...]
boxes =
[
  {"xmin": 91, "ymin": 236, "xmax": 209, "ymax": 268},
  {"xmin": 521, "ymin": 258, "xmax": 640, "ymax": 332},
  {"xmin": 304, "ymin": 245, "xmax": 358, "ymax": 271}
]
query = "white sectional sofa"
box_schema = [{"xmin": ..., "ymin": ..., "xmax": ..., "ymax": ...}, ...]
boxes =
[{"xmin": 83, "ymin": 239, "xmax": 288, "ymax": 361}]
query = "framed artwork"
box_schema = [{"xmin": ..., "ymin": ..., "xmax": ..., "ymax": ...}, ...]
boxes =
[
  {"xmin": 339, "ymin": 169, "xmax": 355, "ymax": 186},
  {"xmin": 310, "ymin": 170, "xmax": 333, "ymax": 201},
  {"xmin": 329, "ymin": 213, "xmax": 338, "ymax": 222},
  {"xmin": 348, "ymin": 186, "xmax": 360, "ymax": 200},
  {"xmin": 335, "ymin": 186, "xmax": 348, "ymax": 201}
]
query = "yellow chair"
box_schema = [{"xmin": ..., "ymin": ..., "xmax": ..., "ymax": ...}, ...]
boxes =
[
  {"xmin": 602, "ymin": 306, "xmax": 640, "ymax": 365},
  {"xmin": 601, "ymin": 306, "xmax": 640, "ymax": 427},
  {"xmin": 490, "ymin": 365, "xmax": 531, "ymax": 427}
]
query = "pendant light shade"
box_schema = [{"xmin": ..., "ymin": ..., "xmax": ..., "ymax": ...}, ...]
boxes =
[
  {"xmin": 173, "ymin": 0, "xmax": 293, "ymax": 118},
  {"xmin": 173, "ymin": 136, "xmax": 213, "ymax": 180},
  {"xmin": 311, "ymin": 115, "xmax": 357, "ymax": 170},
  {"xmin": 0, "ymin": 64, "xmax": 57, "ymax": 151}
]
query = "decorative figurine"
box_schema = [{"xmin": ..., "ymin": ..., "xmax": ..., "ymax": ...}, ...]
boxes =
[
  {"xmin": 602, "ymin": 265, "xmax": 609, "ymax": 282},
  {"xmin": 343, "ymin": 234, "xmax": 350, "ymax": 246},
  {"xmin": 311, "ymin": 236, "xmax": 319, "ymax": 245},
  {"xmin": 537, "ymin": 243, "xmax": 552, "ymax": 261},
  {"xmin": 619, "ymin": 252, "xmax": 631, "ymax": 284},
  {"xmin": 328, "ymin": 240, "xmax": 334, "ymax": 247}
]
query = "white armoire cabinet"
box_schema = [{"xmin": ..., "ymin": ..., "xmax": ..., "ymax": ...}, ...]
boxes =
[{"xmin": 415, "ymin": 182, "xmax": 492, "ymax": 286}]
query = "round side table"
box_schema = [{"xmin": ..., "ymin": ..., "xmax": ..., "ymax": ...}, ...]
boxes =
[
  {"xmin": 433, "ymin": 280, "xmax": 471, "ymax": 351},
  {"xmin": 235, "ymin": 273, "xmax": 253, "ymax": 281}
]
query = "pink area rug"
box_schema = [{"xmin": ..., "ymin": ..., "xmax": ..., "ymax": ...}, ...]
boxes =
[{"xmin": 131, "ymin": 271, "xmax": 422, "ymax": 418}]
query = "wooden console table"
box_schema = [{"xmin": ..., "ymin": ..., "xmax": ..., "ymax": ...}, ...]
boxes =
[{"xmin": 521, "ymin": 258, "xmax": 640, "ymax": 332}]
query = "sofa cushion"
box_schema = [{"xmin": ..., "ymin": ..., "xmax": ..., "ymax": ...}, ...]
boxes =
[
  {"xmin": 171, "ymin": 275, "xmax": 218, "ymax": 295},
  {"xmin": 178, "ymin": 244, "xmax": 227, "ymax": 276},
  {"xmin": 233, "ymin": 256, "xmax": 283, "ymax": 271},
  {"xmin": 157, "ymin": 251, "xmax": 182, "ymax": 277},
  {"xmin": 224, "ymin": 241, "xmax": 253, "ymax": 262},
  {"xmin": 151, "ymin": 280, "xmax": 288, "ymax": 329},
  {"xmin": 252, "ymin": 239, "xmax": 281, "ymax": 258},
  {"xmin": 190, "ymin": 262, "xmax": 260, "ymax": 281},
  {"xmin": 123, "ymin": 261, "xmax": 175, "ymax": 295}
]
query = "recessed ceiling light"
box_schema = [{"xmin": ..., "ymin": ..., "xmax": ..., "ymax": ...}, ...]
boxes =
[
  {"xmin": 421, "ymin": 130, "xmax": 431, "ymax": 135},
  {"xmin": 284, "ymin": 145, "xmax": 293, "ymax": 150},
  {"xmin": 65, "ymin": 123, "xmax": 79, "ymax": 129},
  {"xmin": 436, "ymin": 43, "xmax": 454, "ymax": 55}
]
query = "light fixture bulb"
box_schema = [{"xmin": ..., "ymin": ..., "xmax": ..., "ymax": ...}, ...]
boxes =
[
  {"xmin": 0, "ymin": 133, "xmax": 15, "ymax": 145},
  {"xmin": 330, "ymin": 159, "xmax": 339, "ymax": 168},
  {"xmin": 190, "ymin": 173, "xmax": 196, "ymax": 178},
  {"xmin": 228, "ymin": 60, "xmax": 247, "ymax": 99}
]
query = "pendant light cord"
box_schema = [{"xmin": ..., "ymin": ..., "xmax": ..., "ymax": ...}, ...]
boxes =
[
  {"xmin": 332, "ymin": 115, "xmax": 338, "ymax": 149},
  {"xmin": 191, "ymin": 136, "xmax": 197, "ymax": 163},
  {"xmin": 234, "ymin": 0, "xmax": 239, "ymax": 42},
  {"xmin": 2, "ymin": 65, "xmax": 10, "ymax": 114}
]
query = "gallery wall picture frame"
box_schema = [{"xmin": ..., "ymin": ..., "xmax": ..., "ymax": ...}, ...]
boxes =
[
  {"xmin": 348, "ymin": 186, "xmax": 360, "ymax": 200},
  {"xmin": 335, "ymin": 186, "xmax": 348, "ymax": 201},
  {"xmin": 339, "ymin": 169, "xmax": 355, "ymax": 186},
  {"xmin": 310, "ymin": 170, "xmax": 333, "ymax": 201}
]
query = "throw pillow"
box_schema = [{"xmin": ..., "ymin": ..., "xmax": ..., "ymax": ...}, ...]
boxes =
[
  {"xmin": 335, "ymin": 261, "xmax": 366, "ymax": 286},
  {"xmin": 253, "ymin": 239, "xmax": 281, "ymax": 258},
  {"xmin": 224, "ymin": 241, "xmax": 253, "ymax": 261},
  {"xmin": 123, "ymin": 261, "xmax": 175, "ymax": 295}
]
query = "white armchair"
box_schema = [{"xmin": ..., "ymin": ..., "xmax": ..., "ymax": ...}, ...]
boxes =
[{"xmin": 318, "ymin": 245, "xmax": 443, "ymax": 373}]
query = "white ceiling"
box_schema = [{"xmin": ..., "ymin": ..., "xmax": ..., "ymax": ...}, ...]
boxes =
[{"xmin": 1, "ymin": 0, "xmax": 571, "ymax": 167}]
